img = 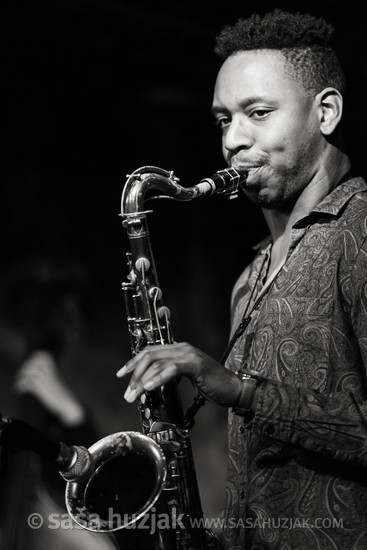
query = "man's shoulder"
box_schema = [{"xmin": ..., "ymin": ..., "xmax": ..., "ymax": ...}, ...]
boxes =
[{"xmin": 314, "ymin": 177, "xmax": 367, "ymax": 217}]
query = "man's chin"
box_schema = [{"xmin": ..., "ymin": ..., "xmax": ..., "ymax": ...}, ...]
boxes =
[
  {"xmin": 239, "ymin": 175, "xmax": 263, "ymax": 199},
  {"xmin": 240, "ymin": 186, "xmax": 262, "ymax": 204},
  {"xmin": 240, "ymin": 186, "xmax": 280, "ymax": 209}
]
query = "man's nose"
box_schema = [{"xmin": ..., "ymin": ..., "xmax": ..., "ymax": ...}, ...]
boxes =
[{"xmin": 223, "ymin": 117, "xmax": 253, "ymax": 153}]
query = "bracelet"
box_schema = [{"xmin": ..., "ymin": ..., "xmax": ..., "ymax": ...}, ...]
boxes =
[{"xmin": 232, "ymin": 370, "xmax": 264, "ymax": 416}]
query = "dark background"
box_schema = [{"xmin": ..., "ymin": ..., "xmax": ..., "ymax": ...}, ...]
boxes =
[{"xmin": 2, "ymin": 0, "xmax": 367, "ymax": 518}]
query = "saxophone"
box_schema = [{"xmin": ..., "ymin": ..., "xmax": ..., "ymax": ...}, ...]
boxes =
[{"xmin": 64, "ymin": 166, "xmax": 247, "ymax": 550}]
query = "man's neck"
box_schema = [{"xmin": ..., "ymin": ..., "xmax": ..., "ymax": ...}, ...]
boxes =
[
  {"xmin": 262, "ymin": 150, "xmax": 351, "ymax": 280},
  {"xmin": 264, "ymin": 151, "xmax": 351, "ymax": 243}
]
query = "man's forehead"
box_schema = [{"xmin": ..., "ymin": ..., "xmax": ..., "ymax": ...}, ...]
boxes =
[
  {"xmin": 213, "ymin": 50, "xmax": 302, "ymax": 106},
  {"xmin": 217, "ymin": 49, "xmax": 286, "ymax": 79}
]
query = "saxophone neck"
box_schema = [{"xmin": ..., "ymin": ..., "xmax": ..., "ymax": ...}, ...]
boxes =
[
  {"xmin": 121, "ymin": 166, "xmax": 186, "ymax": 217},
  {"xmin": 120, "ymin": 165, "xmax": 247, "ymax": 217}
]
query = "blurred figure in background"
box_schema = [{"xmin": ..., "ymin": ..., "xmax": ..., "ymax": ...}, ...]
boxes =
[{"xmin": 0, "ymin": 257, "xmax": 115, "ymax": 549}]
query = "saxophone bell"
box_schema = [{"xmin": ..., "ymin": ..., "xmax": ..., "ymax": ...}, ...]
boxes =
[{"xmin": 65, "ymin": 431, "xmax": 166, "ymax": 532}]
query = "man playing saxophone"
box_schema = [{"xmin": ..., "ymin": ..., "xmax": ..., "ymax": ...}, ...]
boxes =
[{"xmin": 117, "ymin": 9, "xmax": 367, "ymax": 550}]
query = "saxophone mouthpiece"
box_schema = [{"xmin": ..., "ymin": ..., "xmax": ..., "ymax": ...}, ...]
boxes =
[{"xmin": 198, "ymin": 167, "xmax": 247, "ymax": 199}]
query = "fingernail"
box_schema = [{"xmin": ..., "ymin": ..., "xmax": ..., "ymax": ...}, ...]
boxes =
[
  {"xmin": 116, "ymin": 365, "xmax": 127, "ymax": 377},
  {"xmin": 124, "ymin": 386, "xmax": 136, "ymax": 402},
  {"xmin": 143, "ymin": 380, "xmax": 155, "ymax": 391}
]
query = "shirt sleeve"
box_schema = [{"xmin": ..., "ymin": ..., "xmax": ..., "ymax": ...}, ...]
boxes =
[{"xmin": 251, "ymin": 379, "xmax": 367, "ymax": 468}]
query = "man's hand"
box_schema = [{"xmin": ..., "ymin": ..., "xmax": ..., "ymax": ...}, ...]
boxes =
[{"xmin": 116, "ymin": 342, "xmax": 242, "ymax": 408}]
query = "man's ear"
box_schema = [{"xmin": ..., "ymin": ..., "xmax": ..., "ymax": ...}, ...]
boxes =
[{"xmin": 315, "ymin": 87, "xmax": 343, "ymax": 136}]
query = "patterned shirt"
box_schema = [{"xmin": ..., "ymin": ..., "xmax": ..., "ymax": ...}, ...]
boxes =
[{"xmin": 223, "ymin": 177, "xmax": 367, "ymax": 550}]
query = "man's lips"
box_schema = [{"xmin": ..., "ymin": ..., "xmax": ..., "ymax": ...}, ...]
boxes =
[
  {"xmin": 230, "ymin": 162, "xmax": 263, "ymax": 171},
  {"xmin": 233, "ymin": 164, "xmax": 263, "ymax": 175},
  {"xmin": 231, "ymin": 162, "xmax": 263, "ymax": 174},
  {"xmin": 235, "ymin": 165, "xmax": 264, "ymax": 190}
]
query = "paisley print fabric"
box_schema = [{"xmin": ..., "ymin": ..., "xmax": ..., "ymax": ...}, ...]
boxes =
[{"xmin": 224, "ymin": 178, "xmax": 367, "ymax": 550}]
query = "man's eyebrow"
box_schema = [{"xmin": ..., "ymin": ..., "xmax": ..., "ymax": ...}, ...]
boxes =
[
  {"xmin": 211, "ymin": 96, "xmax": 273, "ymax": 116},
  {"xmin": 210, "ymin": 105, "xmax": 230, "ymax": 117}
]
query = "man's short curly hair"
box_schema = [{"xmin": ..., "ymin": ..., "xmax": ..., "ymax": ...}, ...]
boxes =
[{"xmin": 215, "ymin": 9, "xmax": 346, "ymax": 95}]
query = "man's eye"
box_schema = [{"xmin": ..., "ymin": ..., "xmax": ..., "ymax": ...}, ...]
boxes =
[
  {"xmin": 215, "ymin": 117, "xmax": 231, "ymax": 129},
  {"xmin": 251, "ymin": 109, "xmax": 271, "ymax": 119}
]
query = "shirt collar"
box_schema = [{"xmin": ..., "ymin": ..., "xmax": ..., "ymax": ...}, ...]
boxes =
[
  {"xmin": 294, "ymin": 177, "xmax": 367, "ymax": 228},
  {"xmin": 252, "ymin": 177, "xmax": 367, "ymax": 247}
]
